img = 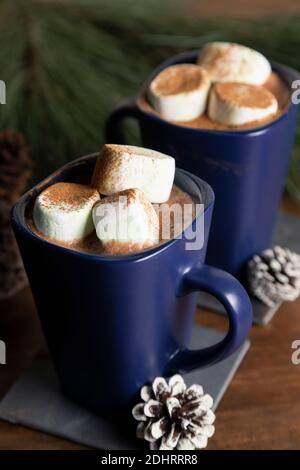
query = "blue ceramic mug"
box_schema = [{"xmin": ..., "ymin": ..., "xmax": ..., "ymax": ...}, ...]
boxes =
[
  {"xmin": 11, "ymin": 154, "xmax": 252, "ymax": 416},
  {"xmin": 106, "ymin": 51, "xmax": 299, "ymax": 279}
]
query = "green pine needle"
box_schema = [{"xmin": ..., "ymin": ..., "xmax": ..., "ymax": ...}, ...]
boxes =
[{"xmin": 0, "ymin": 1, "xmax": 299, "ymax": 203}]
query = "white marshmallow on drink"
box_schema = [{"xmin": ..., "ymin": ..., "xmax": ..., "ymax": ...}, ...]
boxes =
[
  {"xmin": 33, "ymin": 182, "xmax": 100, "ymax": 242},
  {"xmin": 197, "ymin": 42, "xmax": 271, "ymax": 85},
  {"xmin": 92, "ymin": 188, "xmax": 159, "ymax": 250},
  {"xmin": 92, "ymin": 144, "xmax": 175, "ymax": 203},
  {"xmin": 208, "ymin": 82, "xmax": 278, "ymax": 126},
  {"xmin": 148, "ymin": 64, "xmax": 211, "ymax": 121}
]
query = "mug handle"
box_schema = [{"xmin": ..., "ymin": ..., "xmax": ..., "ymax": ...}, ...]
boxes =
[
  {"xmin": 167, "ymin": 264, "xmax": 253, "ymax": 373},
  {"xmin": 105, "ymin": 98, "xmax": 140, "ymax": 144}
]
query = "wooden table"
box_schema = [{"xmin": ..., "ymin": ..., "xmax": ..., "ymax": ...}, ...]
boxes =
[{"xmin": 0, "ymin": 199, "xmax": 300, "ymax": 450}]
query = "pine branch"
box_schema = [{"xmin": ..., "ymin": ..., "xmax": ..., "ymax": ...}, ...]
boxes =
[{"xmin": 0, "ymin": 1, "xmax": 299, "ymax": 202}]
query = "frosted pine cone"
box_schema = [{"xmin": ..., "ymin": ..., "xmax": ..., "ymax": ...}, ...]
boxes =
[
  {"xmin": 132, "ymin": 375, "xmax": 215, "ymax": 450},
  {"xmin": 248, "ymin": 246, "xmax": 300, "ymax": 307}
]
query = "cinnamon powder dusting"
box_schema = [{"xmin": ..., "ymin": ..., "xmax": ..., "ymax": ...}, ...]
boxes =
[
  {"xmin": 213, "ymin": 82, "xmax": 276, "ymax": 109},
  {"xmin": 40, "ymin": 182, "xmax": 99, "ymax": 210},
  {"xmin": 198, "ymin": 45, "xmax": 239, "ymax": 80},
  {"xmin": 152, "ymin": 65, "xmax": 207, "ymax": 96},
  {"xmin": 28, "ymin": 185, "xmax": 195, "ymax": 255},
  {"xmin": 100, "ymin": 188, "xmax": 145, "ymax": 207}
]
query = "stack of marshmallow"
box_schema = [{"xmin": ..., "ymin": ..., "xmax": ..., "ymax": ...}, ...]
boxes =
[
  {"xmin": 33, "ymin": 145, "xmax": 175, "ymax": 253},
  {"xmin": 148, "ymin": 42, "xmax": 278, "ymax": 126}
]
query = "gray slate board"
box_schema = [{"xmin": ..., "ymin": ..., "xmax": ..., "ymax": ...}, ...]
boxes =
[{"xmin": 0, "ymin": 326, "xmax": 250, "ymax": 450}]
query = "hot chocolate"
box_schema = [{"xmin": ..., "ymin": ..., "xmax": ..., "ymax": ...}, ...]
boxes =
[
  {"xmin": 143, "ymin": 42, "xmax": 291, "ymax": 131},
  {"xmin": 28, "ymin": 185, "xmax": 195, "ymax": 255},
  {"xmin": 141, "ymin": 71, "xmax": 290, "ymax": 131},
  {"xmin": 27, "ymin": 145, "xmax": 196, "ymax": 256}
]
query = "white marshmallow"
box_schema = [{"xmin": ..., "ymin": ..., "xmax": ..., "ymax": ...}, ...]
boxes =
[
  {"xmin": 92, "ymin": 188, "xmax": 159, "ymax": 250},
  {"xmin": 208, "ymin": 82, "xmax": 278, "ymax": 126},
  {"xmin": 92, "ymin": 144, "xmax": 175, "ymax": 203},
  {"xmin": 33, "ymin": 182, "xmax": 100, "ymax": 242},
  {"xmin": 198, "ymin": 42, "xmax": 271, "ymax": 85},
  {"xmin": 148, "ymin": 64, "xmax": 211, "ymax": 121}
]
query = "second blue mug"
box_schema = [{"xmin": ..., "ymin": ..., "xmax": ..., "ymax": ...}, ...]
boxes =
[{"xmin": 106, "ymin": 51, "xmax": 299, "ymax": 279}]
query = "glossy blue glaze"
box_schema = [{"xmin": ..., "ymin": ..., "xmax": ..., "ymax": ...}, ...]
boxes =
[
  {"xmin": 11, "ymin": 154, "xmax": 252, "ymax": 417},
  {"xmin": 106, "ymin": 51, "xmax": 299, "ymax": 279}
]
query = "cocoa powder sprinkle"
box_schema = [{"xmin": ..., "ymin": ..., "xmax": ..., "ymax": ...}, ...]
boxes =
[
  {"xmin": 152, "ymin": 64, "xmax": 208, "ymax": 96},
  {"xmin": 213, "ymin": 82, "xmax": 276, "ymax": 109},
  {"xmin": 28, "ymin": 185, "xmax": 195, "ymax": 255},
  {"xmin": 198, "ymin": 44, "xmax": 240, "ymax": 80},
  {"xmin": 40, "ymin": 182, "xmax": 99, "ymax": 210}
]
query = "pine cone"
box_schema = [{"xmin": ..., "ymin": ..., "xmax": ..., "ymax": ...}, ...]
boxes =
[
  {"xmin": 132, "ymin": 375, "xmax": 215, "ymax": 450},
  {"xmin": 0, "ymin": 129, "xmax": 32, "ymax": 203},
  {"xmin": 248, "ymin": 246, "xmax": 300, "ymax": 307},
  {"xmin": 0, "ymin": 129, "xmax": 32, "ymax": 299},
  {"xmin": 0, "ymin": 225, "xmax": 27, "ymax": 300}
]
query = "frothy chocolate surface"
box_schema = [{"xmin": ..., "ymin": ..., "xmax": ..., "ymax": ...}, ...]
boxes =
[{"xmin": 27, "ymin": 185, "xmax": 196, "ymax": 256}]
